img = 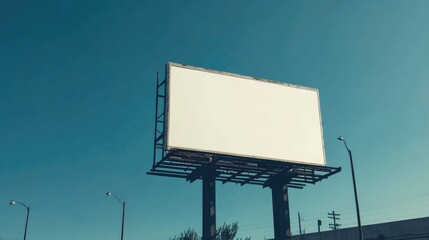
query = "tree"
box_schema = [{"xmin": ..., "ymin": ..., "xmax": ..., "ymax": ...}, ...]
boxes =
[
  {"xmin": 169, "ymin": 228, "xmax": 201, "ymax": 240},
  {"xmin": 217, "ymin": 222, "xmax": 239, "ymax": 240},
  {"xmin": 170, "ymin": 222, "xmax": 250, "ymax": 240}
]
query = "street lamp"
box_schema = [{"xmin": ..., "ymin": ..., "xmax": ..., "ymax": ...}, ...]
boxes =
[
  {"xmin": 106, "ymin": 192, "xmax": 125, "ymax": 240},
  {"xmin": 337, "ymin": 136, "xmax": 363, "ymax": 240},
  {"xmin": 10, "ymin": 200, "xmax": 30, "ymax": 240}
]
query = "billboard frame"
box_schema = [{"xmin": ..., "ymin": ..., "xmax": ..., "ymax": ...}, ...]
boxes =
[
  {"xmin": 148, "ymin": 63, "xmax": 340, "ymax": 188},
  {"xmin": 164, "ymin": 62, "xmax": 327, "ymax": 166}
]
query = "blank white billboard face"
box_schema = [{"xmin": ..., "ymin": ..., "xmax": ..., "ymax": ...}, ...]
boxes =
[{"xmin": 166, "ymin": 63, "xmax": 326, "ymax": 166}]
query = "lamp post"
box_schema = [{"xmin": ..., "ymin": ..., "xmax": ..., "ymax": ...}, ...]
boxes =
[
  {"xmin": 337, "ymin": 136, "xmax": 363, "ymax": 240},
  {"xmin": 106, "ymin": 192, "xmax": 125, "ymax": 240},
  {"xmin": 10, "ymin": 200, "xmax": 30, "ymax": 240}
]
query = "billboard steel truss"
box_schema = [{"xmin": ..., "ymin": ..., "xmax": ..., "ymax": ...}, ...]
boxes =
[{"xmin": 148, "ymin": 66, "xmax": 341, "ymax": 189}]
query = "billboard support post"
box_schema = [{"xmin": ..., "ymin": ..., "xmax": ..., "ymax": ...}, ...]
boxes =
[
  {"xmin": 270, "ymin": 176, "xmax": 292, "ymax": 240},
  {"xmin": 202, "ymin": 164, "xmax": 217, "ymax": 240}
]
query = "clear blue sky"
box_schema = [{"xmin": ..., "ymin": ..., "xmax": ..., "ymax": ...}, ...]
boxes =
[{"xmin": 1, "ymin": 1, "xmax": 429, "ymax": 239}]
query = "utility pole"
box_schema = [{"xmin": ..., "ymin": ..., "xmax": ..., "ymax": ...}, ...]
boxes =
[
  {"xmin": 328, "ymin": 211, "xmax": 340, "ymax": 230},
  {"xmin": 328, "ymin": 211, "xmax": 341, "ymax": 240},
  {"xmin": 298, "ymin": 212, "xmax": 302, "ymax": 235}
]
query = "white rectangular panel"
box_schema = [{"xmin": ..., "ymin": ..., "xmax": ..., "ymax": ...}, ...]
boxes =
[{"xmin": 166, "ymin": 63, "xmax": 326, "ymax": 166}]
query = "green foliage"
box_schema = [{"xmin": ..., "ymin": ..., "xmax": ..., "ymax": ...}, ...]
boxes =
[
  {"xmin": 216, "ymin": 222, "xmax": 238, "ymax": 240},
  {"xmin": 169, "ymin": 228, "xmax": 201, "ymax": 240},
  {"xmin": 170, "ymin": 222, "xmax": 250, "ymax": 240}
]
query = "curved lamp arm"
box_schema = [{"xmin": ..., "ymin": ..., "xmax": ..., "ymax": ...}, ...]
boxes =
[
  {"xmin": 10, "ymin": 200, "xmax": 29, "ymax": 210},
  {"xmin": 337, "ymin": 136, "xmax": 351, "ymax": 152},
  {"xmin": 106, "ymin": 192, "xmax": 125, "ymax": 205}
]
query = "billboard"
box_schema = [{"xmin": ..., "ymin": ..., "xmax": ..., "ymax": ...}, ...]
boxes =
[{"xmin": 166, "ymin": 63, "xmax": 326, "ymax": 166}]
